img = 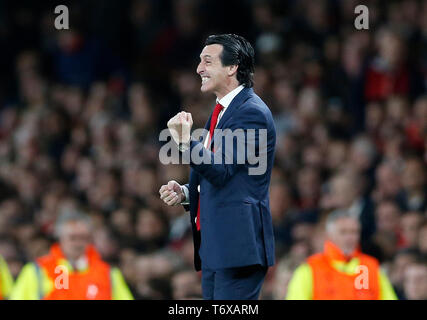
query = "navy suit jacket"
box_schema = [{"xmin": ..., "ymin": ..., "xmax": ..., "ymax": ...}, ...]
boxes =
[{"xmin": 183, "ymin": 87, "xmax": 276, "ymax": 271}]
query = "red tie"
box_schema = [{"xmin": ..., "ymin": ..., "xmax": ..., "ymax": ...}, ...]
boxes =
[{"xmin": 196, "ymin": 103, "xmax": 224, "ymax": 231}]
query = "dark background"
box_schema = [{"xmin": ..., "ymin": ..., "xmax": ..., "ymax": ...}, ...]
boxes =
[{"xmin": 0, "ymin": 0, "xmax": 426, "ymax": 300}]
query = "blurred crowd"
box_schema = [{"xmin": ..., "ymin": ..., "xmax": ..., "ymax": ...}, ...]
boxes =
[{"xmin": 0, "ymin": 0, "xmax": 426, "ymax": 299}]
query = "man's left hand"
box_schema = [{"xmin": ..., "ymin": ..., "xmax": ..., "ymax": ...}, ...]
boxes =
[{"xmin": 167, "ymin": 111, "xmax": 193, "ymax": 145}]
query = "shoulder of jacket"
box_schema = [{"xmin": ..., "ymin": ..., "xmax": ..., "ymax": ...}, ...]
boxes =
[
  {"xmin": 306, "ymin": 253, "xmax": 325, "ymax": 265},
  {"xmin": 358, "ymin": 253, "xmax": 380, "ymax": 267},
  {"xmin": 36, "ymin": 254, "xmax": 55, "ymax": 266}
]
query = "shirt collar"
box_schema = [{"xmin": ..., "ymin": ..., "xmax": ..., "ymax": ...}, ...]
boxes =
[
  {"xmin": 216, "ymin": 85, "xmax": 245, "ymax": 110},
  {"xmin": 323, "ymin": 240, "xmax": 361, "ymax": 262}
]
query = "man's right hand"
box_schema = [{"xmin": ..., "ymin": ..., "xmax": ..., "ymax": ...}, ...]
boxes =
[{"xmin": 159, "ymin": 180, "xmax": 185, "ymax": 206}]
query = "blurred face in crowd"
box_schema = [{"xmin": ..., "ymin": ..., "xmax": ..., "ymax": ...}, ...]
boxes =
[
  {"xmin": 272, "ymin": 266, "xmax": 293, "ymax": 300},
  {"xmin": 419, "ymin": 224, "xmax": 427, "ymax": 254},
  {"xmin": 172, "ymin": 271, "xmax": 201, "ymax": 299},
  {"xmin": 330, "ymin": 175, "xmax": 359, "ymax": 209},
  {"xmin": 375, "ymin": 201, "xmax": 401, "ymax": 233},
  {"xmin": 302, "ymin": 145, "xmax": 323, "ymax": 168},
  {"xmin": 375, "ymin": 163, "xmax": 402, "ymax": 198},
  {"xmin": 135, "ymin": 255, "xmax": 154, "ymax": 284},
  {"xmin": 297, "ymin": 87, "xmax": 320, "ymax": 123},
  {"xmin": 350, "ymin": 137, "xmax": 376, "ymax": 172},
  {"xmin": 0, "ymin": 240, "xmax": 22, "ymax": 277},
  {"xmin": 273, "ymin": 79, "xmax": 295, "ymax": 109},
  {"xmin": 136, "ymin": 168, "xmax": 157, "ymax": 198},
  {"xmin": 17, "ymin": 171, "xmax": 41, "ymax": 203},
  {"xmin": 269, "ymin": 181, "xmax": 292, "ymax": 223},
  {"xmin": 401, "ymin": 212, "xmax": 424, "ymax": 247},
  {"xmin": 179, "ymin": 236, "xmax": 196, "ymax": 268},
  {"xmin": 25, "ymin": 237, "xmax": 50, "ymax": 261},
  {"xmin": 93, "ymin": 227, "xmax": 118, "ymax": 260},
  {"xmin": 59, "ymin": 220, "xmax": 91, "ymax": 261},
  {"xmin": 365, "ymin": 103, "xmax": 383, "ymax": 131},
  {"xmin": 403, "ymin": 263, "xmax": 427, "ymax": 300},
  {"xmin": 327, "ymin": 216, "xmax": 360, "ymax": 255},
  {"xmin": 196, "ymin": 44, "xmax": 238, "ymax": 99},
  {"xmin": 390, "ymin": 252, "xmax": 417, "ymax": 287},
  {"xmin": 119, "ymin": 248, "xmax": 137, "ymax": 283},
  {"xmin": 326, "ymin": 141, "xmax": 348, "ymax": 170},
  {"xmin": 110, "ymin": 209, "xmax": 134, "ymax": 236},
  {"xmin": 136, "ymin": 209, "xmax": 166, "ymax": 241},
  {"xmin": 76, "ymin": 158, "xmax": 95, "ymax": 192},
  {"xmin": 378, "ymin": 30, "xmax": 404, "ymax": 67},
  {"xmin": 413, "ymin": 97, "xmax": 427, "ymax": 127},
  {"xmin": 386, "ymin": 96, "xmax": 409, "ymax": 124},
  {"xmin": 402, "ymin": 159, "xmax": 426, "ymax": 191},
  {"xmin": 288, "ymin": 241, "xmax": 311, "ymax": 264},
  {"xmin": 311, "ymin": 226, "xmax": 326, "ymax": 254},
  {"xmin": 297, "ymin": 167, "xmax": 320, "ymax": 203}
]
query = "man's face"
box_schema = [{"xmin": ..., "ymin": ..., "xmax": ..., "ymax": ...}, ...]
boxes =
[
  {"xmin": 196, "ymin": 44, "xmax": 232, "ymax": 96},
  {"xmin": 376, "ymin": 165, "xmax": 401, "ymax": 196},
  {"xmin": 402, "ymin": 160, "xmax": 425, "ymax": 190},
  {"xmin": 419, "ymin": 226, "xmax": 427, "ymax": 254},
  {"xmin": 328, "ymin": 217, "xmax": 360, "ymax": 255},
  {"xmin": 391, "ymin": 254, "xmax": 416, "ymax": 286},
  {"xmin": 404, "ymin": 264, "xmax": 427, "ymax": 300},
  {"xmin": 376, "ymin": 202, "xmax": 400, "ymax": 233},
  {"xmin": 59, "ymin": 221, "xmax": 91, "ymax": 261},
  {"xmin": 172, "ymin": 271, "xmax": 200, "ymax": 299},
  {"xmin": 330, "ymin": 176, "xmax": 357, "ymax": 208},
  {"xmin": 401, "ymin": 212, "xmax": 423, "ymax": 247}
]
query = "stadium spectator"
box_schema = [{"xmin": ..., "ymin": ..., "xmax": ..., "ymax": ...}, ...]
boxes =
[
  {"xmin": 403, "ymin": 259, "xmax": 427, "ymax": 300},
  {"xmin": 171, "ymin": 269, "xmax": 202, "ymax": 299},
  {"xmin": 372, "ymin": 200, "xmax": 404, "ymax": 260},
  {"xmin": 400, "ymin": 211, "xmax": 425, "ymax": 249},
  {"xmin": 9, "ymin": 210, "xmax": 133, "ymax": 300},
  {"xmin": 0, "ymin": 0, "xmax": 425, "ymax": 300},
  {"xmin": 0, "ymin": 254, "xmax": 14, "ymax": 299},
  {"xmin": 286, "ymin": 210, "xmax": 397, "ymax": 300},
  {"xmin": 388, "ymin": 248, "xmax": 420, "ymax": 299}
]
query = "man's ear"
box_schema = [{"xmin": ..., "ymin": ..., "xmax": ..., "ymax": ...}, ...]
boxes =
[{"xmin": 228, "ymin": 65, "xmax": 238, "ymax": 77}]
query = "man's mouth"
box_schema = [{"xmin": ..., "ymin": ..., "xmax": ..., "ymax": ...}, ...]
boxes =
[{"xmin": 201, "ymin": 76, "xmax": 210, "ymax": 84}]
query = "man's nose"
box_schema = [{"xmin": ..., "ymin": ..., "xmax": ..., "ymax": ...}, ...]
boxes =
[{"xmin": 196, "ymin": 62, "xmax": 204, "ymax": 75}]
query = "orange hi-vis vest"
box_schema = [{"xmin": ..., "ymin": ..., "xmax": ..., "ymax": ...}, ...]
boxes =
[
  {"xmin": 36, "ymin": 243, "xmax": 112, "ymax": 300},
  {"xmin": 307, "ymin": 241, "xmax": 380, "ymax": 300}
]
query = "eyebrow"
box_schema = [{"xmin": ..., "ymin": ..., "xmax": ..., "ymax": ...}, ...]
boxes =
[{"xmin": 200, "ymin": 54, "xmax": 212, "ymax": 59}]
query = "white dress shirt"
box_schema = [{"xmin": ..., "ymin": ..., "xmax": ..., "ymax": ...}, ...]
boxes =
[
  {"xmin": 203, "ymin": 85, "xmax": 245, "ymax": 148},
  {"xmin": 181, "ymin": 85, "xmax": 245, "ymax": 204}
]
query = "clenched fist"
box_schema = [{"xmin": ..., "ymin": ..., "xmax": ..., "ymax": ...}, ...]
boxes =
[
  {"xmin": 167, "ymin": 111, "xmax": 193, "ymax": 145},
  {"xmin": 159, "ymin": 180, "xmax": 185, "ymax": 206}
]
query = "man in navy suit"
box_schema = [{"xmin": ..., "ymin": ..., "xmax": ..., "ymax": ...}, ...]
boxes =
[{"xmin": 159, "ymin": 34, "xmax": 276, "ymax": 300}]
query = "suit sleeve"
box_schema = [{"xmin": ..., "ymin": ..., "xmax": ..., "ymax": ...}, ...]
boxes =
[{"xmin": 184, "ymin": 105, "xmax": 269, "ymax": 188}]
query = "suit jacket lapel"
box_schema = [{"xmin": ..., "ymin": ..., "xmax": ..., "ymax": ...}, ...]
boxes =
[{"xmin": 209, "ymin": 87, "xmax": 253, "ymax": 149}]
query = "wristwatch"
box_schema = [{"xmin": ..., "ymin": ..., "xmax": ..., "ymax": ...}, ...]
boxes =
[{"xmin": 178, "ymin": 141, "xmax": 190, "ymax": 152}]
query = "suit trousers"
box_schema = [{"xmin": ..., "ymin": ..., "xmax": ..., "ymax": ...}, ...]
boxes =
[{"xmin": 201, "ymin": 264, "xmax": 267, "ymax": 300}]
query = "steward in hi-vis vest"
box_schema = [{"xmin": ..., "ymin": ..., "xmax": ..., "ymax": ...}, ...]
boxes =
[
  {"xmin": 10, "ymin": 210, "xmax": 133, "ymax": 300},
  {"xmin": 0, "ymin": 254, "xmax": 14, "ymax": 299},
  {"xmin": 286, "ymin": 210, "xmax": 397, "ymax": 300}
]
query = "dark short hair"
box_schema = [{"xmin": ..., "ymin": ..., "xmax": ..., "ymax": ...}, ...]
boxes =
[{"xmin": 205, "ymin": 34, "xmax": 255, "ymax": 88}]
